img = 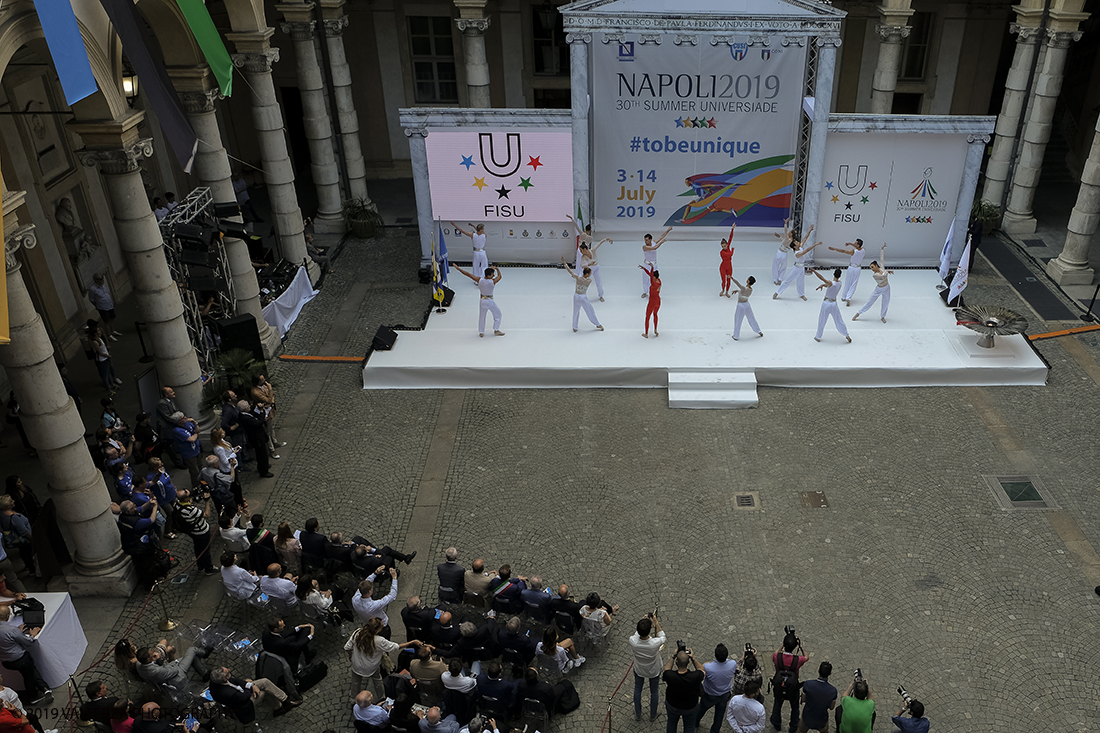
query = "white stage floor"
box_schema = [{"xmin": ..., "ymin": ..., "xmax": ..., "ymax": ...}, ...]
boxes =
[{"xmin": 363, "ymin": 237, "xmax": 1048, "ymax": 391}]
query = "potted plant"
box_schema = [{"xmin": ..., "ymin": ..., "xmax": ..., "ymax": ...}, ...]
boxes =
[
  {"xmin": 202, "ymin": 348, "xmax": 266, "ymax": 410},
  {"xmin": 971, "ymin": 198, "xmax": 1000, "ymax": 233},
  {"xmin": 342, "ymin": 198, "xmax": 384, "ymax": 239}
]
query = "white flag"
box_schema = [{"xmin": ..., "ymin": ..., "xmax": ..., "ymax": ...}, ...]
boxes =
[
  {"xmin": 948, "ymin": 237, "xmax": 972, "ymax": 303},
  {"xmin": 938, "ymin": 217, "xmax": 956, "ymax": 281}
]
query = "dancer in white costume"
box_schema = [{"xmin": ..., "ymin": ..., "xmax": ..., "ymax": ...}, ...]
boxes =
[
  {"xmin": 566, "ymin": 214, "xmax": 592, "ymax": 272},
  {"xmin": 771, "ymin": 218, "xmax": 794, "ymax": 285},
  {"xmin": 579, "ymin": 237, "xmax": 612, "ymax": 301},
  {"xmin": 453, "ymin": 264, "xmax": 504, "ymax": 337},
  {"xmin": 828, "ymin": 238, "xmax": 865, "ymax": 306},
  {"xmin": 730, "ymin": 276, "xmax": 763, "ymax": 341},
  {"xmin": 773, "ymin": 230, "xmax": 821, "ymax": 301},
  {"xmin": 560, "ymin": 257, "xmax": 604, "ymax": 332},
  {"xmin": 641, "ymin": 227, "xmax": 673, "ymax": 297},
  {"xmin": 853, "ymin": 244, "xmax": 893, "ymax": 323},
  {"xmin": 810, "ymin": 268, "xmax": 852, "ymax": 343},
  {"xmin": 451, "ymin": 222, "xmax": 489, "ymax": 279}
]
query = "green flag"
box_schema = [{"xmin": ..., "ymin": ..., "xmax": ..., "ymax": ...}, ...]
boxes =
[{"xmin": 176, "ymin": 0, "xmax": 233, "ymax": 97}]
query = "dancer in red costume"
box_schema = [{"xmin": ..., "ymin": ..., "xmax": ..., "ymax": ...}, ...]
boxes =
[
  {"xmin": 638, "ymin": 263, "xmax": 661, "ymax": 338},
  {"xmin": 719, "ymin": 223, "xmax": 737, "ymax": 297}
]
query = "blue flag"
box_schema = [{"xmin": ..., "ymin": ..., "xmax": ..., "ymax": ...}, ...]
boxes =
[
  {"xmin": 32, "ymin": 0, "xmax": 98, "ymax": 105},
  {"xmin": 437, "ymin": 221, "xmax": 450, "ymax": 284}
]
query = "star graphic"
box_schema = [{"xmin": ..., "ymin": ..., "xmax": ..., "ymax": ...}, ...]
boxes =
[
  {"xmin": 707, "ymin": 118, "xmax": 717, "ymax": 128},
  {"xmin": 472, "ymin": 177, "xmax": 487, "ymax": 191},
  {"xmin": 527, "ymin": 156, "xmax": 543, "ymax": 171},
  {"xmin": 831, "ymin": 195, "xmax": 839, "ymax": 204},
  {"xmin": 868, "ymin": 182, "xmax": 878, "ymax": 190},
  {"xmin": 825, "ymin": 181, "xmax": 834, "ymax": 190},
  {"xmin": 860, "ymin": 196, "xmax": 869, "ymax": 204},
  {"xmin": 495, "ymin": 185, "xmax": 511, "ymax": 199},
  {"xmin": 460, "ymin": 155, "xmax": 475, "ymax": 170},
  {"xmin": 675, "ymin": 118, "xmax": 684, "ymax": 128},
  {"xmin": 844, "ymin": 201, "xmax": 853, "ymax": 210},
  {"xmin": 927, "ymin": 217, "xmax": 933, "ymax": 223},
  {"xmin": 695, "ymin": 118, "xmax": 706, "ymax": 128},
  {"xmin": 683, "ymin": 118, "xmax": 694, "ymax": 128},
  {"xmin": 518, "ymin": 177, "xmax": 533, "ymax": 191}
]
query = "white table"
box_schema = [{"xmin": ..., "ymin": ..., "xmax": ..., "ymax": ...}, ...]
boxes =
[{"xmin": 1, "ymin": 592, "xmax": 87, "ymax": 690}]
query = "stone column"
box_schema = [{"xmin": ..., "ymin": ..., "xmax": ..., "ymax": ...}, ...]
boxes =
[
  {"xmin": 172, "ymin": 69, "xmax": 282, "ymax": 359},
  {"xmin": 803, "ymin": 37, "xmax": 841, "ymax": 237},
  {"xmin": 278, "ymin": 3, "xmax": 345, "ymax": 234},
  {"xmin": 455, "ymin": 0, "xmax": 491, "ymax": 108},
  {"xmin": 406, "ymin": 126, "xmax": 434, "ymax": 267},
  {"xmin": 227, "ymin": 30, "xmax": 316, "ymax": 280},
  {"xmin": 982, "ymin": 23, "xmax": 1043, "ymax": 208},
  {"xmin": 870, "ymin": 25, "xmax": 910, "ymax": 114},
  {"xmin": 1047, "ymin": 114, "xmax": 1100, "ymax": 284},
  {"xmin": 320, "ymin": 0, "xmax": 369, "ymax": 201},
  {"xmin": 74, "ymin": 119, "xmax": 205, "ymax": 423},
  {"xmin": 2, "ymin": 189, "xmax": 135, "ymax": 596},
  {"xmin": 1002, "ymin": 28, "xmax": 1085, "ymax": 233},
  {"xmin": 952, "ymin": 134, "xmax": 992, "ymax": 263},
  {"xmin": 567, "ymin": 32, "xmax": 591, "ymax": 225}
]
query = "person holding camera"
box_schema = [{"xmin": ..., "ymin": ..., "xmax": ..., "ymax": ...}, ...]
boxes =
[
  {"xmin": 629, "ymin": 611, "xmax": 666, "ymax": 722},
  {"xmin": 834, "ymin": 673, "xmax": 874, "ymax": 733},
  {"xmin": 695, "ymin": 644, "xmax": 737, "ymax": 733},
  {"xmin": 662, "ymin": 645, "xmax": 706, "ymax": 733},
  {"xmin": 732, "ymin": 644, "xmax": 764, "ymax": 699},
  {"xmin": 797, "ymin": 662, "xmax": 837, "ymax": 733},
  {"xmin": 892, "ymin": 693, "xmax": 928, "ymax": 733},
  {"xmin": 770, "ymin": 630, "xmax": 808, "ymax": 733}
]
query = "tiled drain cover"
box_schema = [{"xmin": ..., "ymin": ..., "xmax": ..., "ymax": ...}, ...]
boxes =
[
  {"xmin": 733, "ymin": 492, "xmax": 759, "ymax": 510},
  {"xmin": 799, "ymin": 491, "xmax": 829, "ymax": 508},
  {"xmin": 984, "ymin": 475, "xmax": 1057, "ymax": 511}
]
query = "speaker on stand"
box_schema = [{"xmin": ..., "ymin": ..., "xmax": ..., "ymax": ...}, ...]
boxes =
[{"xmin": 215, "ymin": 314, "xmax": 265, "ymax": 363}]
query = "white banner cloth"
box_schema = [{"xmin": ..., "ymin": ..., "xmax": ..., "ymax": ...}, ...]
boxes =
[
  {"xmin": 262, "ymin": 266, "xmax": 319, "ymax": 337},
  {"xmin": 1, "ymin": 592, "xmax": 87, "ymax": 689}
]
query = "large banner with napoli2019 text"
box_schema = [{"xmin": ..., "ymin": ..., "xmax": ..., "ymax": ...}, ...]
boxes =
[
  {"xmin": 813, "ymin": 132, "xmax": 969, "ymax": 268},
  {"xmin": 592, "ymin": 37, "xmax": 807, "ymax": 235}
]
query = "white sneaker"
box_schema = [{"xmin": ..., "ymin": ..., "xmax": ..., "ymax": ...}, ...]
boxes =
[
  {"xmin": 575, "ymin": 655, "xmax": 586, "ymax": 666},
  {"xmin": 272, "ymin": 454, "xmax": 281, "ymax": 460},
  {"xmin": 114, "ymin": 378, "xmax": 123, "ymax": 385}
]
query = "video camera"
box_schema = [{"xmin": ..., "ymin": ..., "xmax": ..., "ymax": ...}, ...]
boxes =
[
  {"xmin": 897, "ymin": 686, "xmax": 913, "ymax": 706},
  {"xmin": 853, "ymin": 668, "xmax": 864, "ymax": 682}
]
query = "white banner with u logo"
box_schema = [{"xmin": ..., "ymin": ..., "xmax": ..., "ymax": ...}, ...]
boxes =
[
  {"xmin": 424, "ymin": 129, "xmax": 573, "ymax": 222},
  {"xmin": 814, "ymin": 132, "xmax": 969, "ymax": 267},
  {"xmin": 591, "ymin": 36, "xmax": 806, "ymax": 235}
]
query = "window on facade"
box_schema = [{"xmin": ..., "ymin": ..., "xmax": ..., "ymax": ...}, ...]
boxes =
[
  {"xmin": 409, "ymin": 16, "xmax": 458, "ymax": 103},
  {"xmin": 898, "ymin": 12, "xmax": 933, "ymax": 81},
  {"xmin": 533, "ymin": 4, "xmax": 569, "ymax": 76}
]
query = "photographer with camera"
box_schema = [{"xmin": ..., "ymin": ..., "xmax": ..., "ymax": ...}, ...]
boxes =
[
  {"xmin": 892, "ymin": 688, "xmax": 928, "ymax": 733},
  {"xmin": 662, "ymin": 643, "xmax": 706, "ymax": 733},
  {"xmin": 769, "ymin": 628, "xmax": 808, "ymax": 733},
  {"xmin": 834, "ymin": 670, "xmax": 874, "ymax": 733},
  {"xmin": 628, "ymin": 611, "xmax": 666, "ymax": 722},
  {"xmin": 797, "ymin": 662, "xmax": 837, "ymax": 733}
]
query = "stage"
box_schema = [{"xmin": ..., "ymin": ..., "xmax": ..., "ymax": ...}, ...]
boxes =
[{"xmin": 362, "ymin": 235, "xmax": 1048, "ymax": 405}]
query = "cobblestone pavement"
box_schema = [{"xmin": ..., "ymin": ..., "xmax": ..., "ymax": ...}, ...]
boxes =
[{"xmin": 58, "ymin": 225, "xmax": 1100, "ymax": 733}]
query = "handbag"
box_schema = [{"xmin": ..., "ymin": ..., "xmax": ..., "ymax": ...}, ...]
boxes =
[{"xmin": 296, "ymin": 660, "xmax": 328, "ymax": 693}]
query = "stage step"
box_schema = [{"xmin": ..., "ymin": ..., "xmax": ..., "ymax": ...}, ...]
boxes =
[{"xmin": 667, "ymin": 370, "xmax": 758, "ymax": 409}]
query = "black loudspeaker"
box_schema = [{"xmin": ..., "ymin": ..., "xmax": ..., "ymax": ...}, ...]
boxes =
[
  {"xmin": 372, "ymin": 326, "xmax": 398, "ymax": 351},
  {"xmin": 220, "ymin": 221, "xmax": 251, "ymax": 240},
  {"xmin": 216, "ymin": 314, "xmax": 265, "ymax": 362},
  {"xmin": 439, "ymin": 286, "xmax": 455, "ymax": 307},
  {"xmin": 214, "ymin": 202, "xmax": 241, "ymax": 219}
]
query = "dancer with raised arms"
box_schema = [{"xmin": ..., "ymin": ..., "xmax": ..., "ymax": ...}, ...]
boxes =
[
  {"xmin": 828, "ymin": 238, "xmax": 865, "ymax": 306},
  {"xmin": 451, "ymin": 222, "xmax": 489, "ymax": 279},
  {"xmin": 579, "ymin": 237, "xmax": 612, "ymax": 302},
  {"xmin": 730, "ymin": 276, "xmax": 763, "ymax": 341},
  {"xmin": 560, "ymin": 257, "xmax": 604, "ymax": 333},
  {"xmin": 772, "ymin": 218, "xmax": 794, "ymax": 285},
  {"xmin": 719, "ymin": 224, "xmax": 736, "ymax": 298},
  {"xmin": 810, "ymin": 268, "xmax": 852, "ymax": 343},
  {"xmin": 566, "ymin": 214, "xmax": 592, "ymax": 272},
  {"xmin": 453, "ymin": 264, "xmax": 504, "ymax": 338},
  {"xmin": 641, "ymin": 226, "xmax": 673, "ymax": 298},
  {"xmin": 853, "ymin": 244, "xmax": 893, "ymax": 323},
  {"xmin": 638, "ymin": 263, "xmax": 662, "ymax": 338},
  {"xmin": 773, "ymin": 232, "xmax": 822, "ymax": 301}
]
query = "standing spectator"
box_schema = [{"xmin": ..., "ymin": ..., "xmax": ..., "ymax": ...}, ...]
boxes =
[
  {"xmin": 115, "ymin": 501, "xmax": 162, "ymax": 589},
  {"xmin": 174, "ymin": 489, "xmax": 216, "ymax": 575},
  {"xmin": 662, "ymin": 649, "xmax": 706, "ymax": 733},
  {"xmin": 59, "ymin": 365, "xmax": 82, "ymax": 418},
  {"xmin": 238, "ymin": 401, "xmax": 273, "ymax": 478},
  {"xmin": 725, "ymin": 680, "xmax": 766, "ymax": 733},
  {"xmin": 250, "ymin": 375, "xmax": 285, "ymax": 452},
  {"xmin": 219, "ymin": 392, "xmax": 244, "ymax": 456},
  {"xmin": 5, "ymin": 477, "xmax": 41, "ymax": 526},
  {"xmin": 169, "ymin": 413, "xmax": 202, "ymax": 488},
  {"xmin": 0, "ymin": 604, "xmax": 48, "ymax": 703},
  {"xmin": 144, "ymin": 458, "xmax": 176, "ymax": 536},
  {"xmin": 798, "ymin": 662, "xmax": 837, "ymax": 733},
  {"xmin": 152, "ymin": 198, "xmax": 169, "ymax": 221},
  {"xmin": 155, "ymin": 388, "xmax": 179, "ymax": 435},
  {"xmin": 199, "ymin": 456, "xmax": 235, "ymax": 515},
  {"xmin": 835, "ymin": 677, "xmax": 874, "ymax": 733},
  {"xmin": 131, "ymin": 413, "xmax": 160, "ymax": 465},
  {"xmin": 770, "ymin": 633, "xmax": 808, "ymax": 733},
  {"xmin": 437, "ymin": 547, "xmax": 464, "ymax": 604},
  {"xmin": 696, "ymin": 644, "xmax": 736, "ymax": 733},
  {"xmin": 344, "ymin": 618, "xmax": 419, "ymax": 698},
  {"xmin": 164, "ymin": 192, "xmax": 178, "ymax": 212},
  {"xmin": 352, "ymin": 568, "xmax": 399, "ymax": 635},
  {"xmin": 732, "ymin": 646, "xmax": 763, "ymax": 699},
  {"xmin": 0, "ymin": 497, "xmax": 34, "ymax": 578},
  {"xmin": 88, "ymin": 324, "xmax": 122, "ymax": 393},
  {"xmin": 5, "ymin": 394, "xmax": 34, "ymax": 457},
  {"xmin": 629, "ymin": 611, "xmax": 665, "ymax": 722},
  {"xmin": 87, "ymin": 273, "xmax": 122, "ymax": 340}
]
